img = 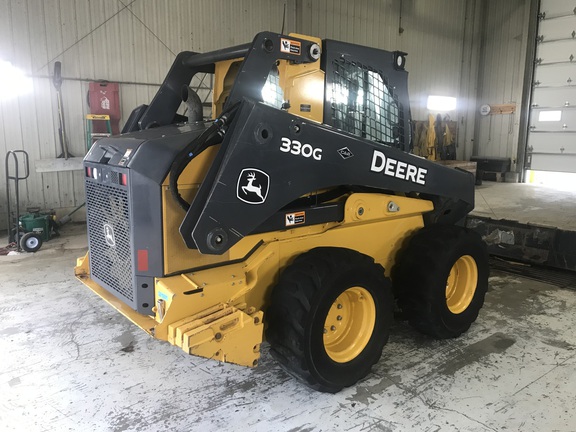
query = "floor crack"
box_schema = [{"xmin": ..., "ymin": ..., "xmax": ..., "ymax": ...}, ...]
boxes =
[
  {"xmin": 386, "ymin": 375, "xmax": 498, "ymax": 432},
  {"xmin": 512, "ymin": 352, "xmax": 576, "ymax": 397}
]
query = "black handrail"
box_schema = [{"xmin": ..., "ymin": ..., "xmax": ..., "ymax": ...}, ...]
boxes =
[{"xmin": 182, "ymin": 43, "xmax": 251, "ymax": 68}]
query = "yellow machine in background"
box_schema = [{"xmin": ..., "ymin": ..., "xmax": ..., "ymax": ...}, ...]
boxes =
[{"xmin": 413, "ymin": 114, "xmax": 457, "ymax": 161}]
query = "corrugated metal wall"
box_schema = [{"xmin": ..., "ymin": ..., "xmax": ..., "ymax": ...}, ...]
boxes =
[
  {"xmin": 473, "ymin": 0, "xmax": 532, "ymax": 170},
  {"xmin": 1, "ymin": 0, "xmax": 533, "ymax": 230},
  {"xmin": 0, "ymin": 0, "xmax": 295, "ymax": 229},
  {"xmin": 296, "ymin": 0, "xmax": 471, "ymax": 120}
]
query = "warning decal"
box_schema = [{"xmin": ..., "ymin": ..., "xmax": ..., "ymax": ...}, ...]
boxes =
[
  {"xmin": 285, "ymin": 211, "xmax": 305, "ymax": 226},
  {"xmin": 280, "ymin": 39, "xmax": 301, "ymax": 55}
]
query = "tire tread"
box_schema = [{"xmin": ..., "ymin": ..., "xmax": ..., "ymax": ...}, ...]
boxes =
[
  {"xmin": 392, "ymin": 225, "xmax": 488, "ymax": 339},
  {"xmin": 266, "ymin": 247, "xmax": 391, "ymax": 392}
]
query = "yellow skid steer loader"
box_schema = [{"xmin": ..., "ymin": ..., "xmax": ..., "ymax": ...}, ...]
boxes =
[{"xmin": 75, "ymin": 32, "xmax": 488, "ymax": 393}]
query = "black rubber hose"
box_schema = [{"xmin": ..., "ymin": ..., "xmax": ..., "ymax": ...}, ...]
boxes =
[
  {"xmin": 169, "ymin": 124, "xmax": 220, "ymax": 211},
  {"xmin": 169, "ymin": 103, "xmax": 240, "ymax": 211}
]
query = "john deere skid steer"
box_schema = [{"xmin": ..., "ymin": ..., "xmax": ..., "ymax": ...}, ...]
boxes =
[{"xmin": 75, "ymin": 32, "xmax": 488, "ymax": 392}]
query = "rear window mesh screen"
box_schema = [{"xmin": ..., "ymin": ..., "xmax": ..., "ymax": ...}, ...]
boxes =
[
  {"xmin": 331, "ymin": 58, "xmax": 402, "ymax": 146},
  {"xmin": 261, "ymin": 66, "xmax": 284, "ymax": 109}
]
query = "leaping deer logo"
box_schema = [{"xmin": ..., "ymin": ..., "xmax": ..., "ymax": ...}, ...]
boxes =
[
  {"xmin": 241, "ymin": 172, "xmax": 263, "ymax": 200},
  {"xmin": 237, "ymin": 168, "xmax": 270, "ymax": 204},
  {"xmin": 103, "ymin": 223, "xmax": 116, "ymax": 247}
]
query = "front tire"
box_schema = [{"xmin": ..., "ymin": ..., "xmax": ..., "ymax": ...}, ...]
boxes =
[
  {"xmin": 20, "ymin": 232, "xmax": 43, "ymax": 252},
  {"xmin": 392, "ymin": 224, "xmax": 489, "ymax": 339},
  {"xmin": 266, "ymin": 248, "xmax": 394, "ymax": 393}
]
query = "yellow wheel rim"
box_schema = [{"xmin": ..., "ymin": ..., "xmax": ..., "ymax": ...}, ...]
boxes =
[
  {"xmin": 445, "ymin": 255, "xmax": 478, "ymax": 314},
  {"xmin": 323, "ymin": 287, "xmax": 376, "ymax": 363}
]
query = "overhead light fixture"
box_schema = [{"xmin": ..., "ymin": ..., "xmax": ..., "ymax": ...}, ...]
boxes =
[
  {"xmin": 427, "ymin": 95, "xmax": 457, "ymax": 111},
  {"xmin": 0, "ymin": 60, "xmax": 33, "ymax": 101}
]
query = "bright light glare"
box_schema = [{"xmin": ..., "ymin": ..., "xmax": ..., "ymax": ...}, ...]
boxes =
[
  {"xmin": 526, "ymin": 170, "xmax": 576, "ymax": 192},
  {"xmin": 0, "ymin": 60, "xmax": 33, "ymax": 101},
  {"xmin": 427, "ymin": 95, "xmax": 457, "ymax": 111},
  {"xmin": 333, "ymin": 85, "xmax": 349, "ymax": 105},
  {"xmin": 332, "ymin": 87, "xmax": 367, "ymax": 106},
  {"xmin": 302, "ymin": 79, "xmax": 325, "ymax": 103},
  {"xmin": 538, "ymin": 110, "xmax": 561, "ymax": 122},
  {"xmin": 261, "ymin": 81, "xmax": 278, "ymax": 105}
]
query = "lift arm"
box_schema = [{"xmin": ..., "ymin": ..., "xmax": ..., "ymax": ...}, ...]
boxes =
[{"xmin": 180, "ymin": 100, "xmax": 474, "ymax": 254}]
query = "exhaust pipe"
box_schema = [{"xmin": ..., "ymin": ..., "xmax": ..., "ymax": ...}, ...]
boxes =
[{"xmin": 181, "ymin": 85, "xmax": 203, "ymax": 123}]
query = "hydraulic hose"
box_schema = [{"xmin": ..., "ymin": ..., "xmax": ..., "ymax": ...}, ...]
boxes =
[{"xmin": 169, "ymin": 103, "xmax": 240, "ymax": 211}]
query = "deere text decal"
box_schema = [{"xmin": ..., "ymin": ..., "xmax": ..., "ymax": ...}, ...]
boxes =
[{"xmin": 370, "ymin": 150, "xmax": 427, "ymax": 185}]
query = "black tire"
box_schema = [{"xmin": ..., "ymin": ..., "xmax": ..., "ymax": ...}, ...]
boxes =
[
  {"xmin": 266, "ymin": 247, "xmax": 394, "ymax": 393},
  {"xmin": 20, "ymin": 232, "xmax": 43, "ymax": 252},
  {"xmin": 392, "ymin": 224, "xmax": 489, "ymax": 339}
]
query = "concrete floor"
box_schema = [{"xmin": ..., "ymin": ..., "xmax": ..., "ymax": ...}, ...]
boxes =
[
  {"xmin": 1, "ymin": 224, "xmax": 576, "ymax": 432},
  {"xmin": 473, "ymin": 182, "xmax": 576, "ymax": 230}
]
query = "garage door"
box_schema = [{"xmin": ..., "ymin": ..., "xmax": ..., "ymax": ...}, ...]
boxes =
[{"xmin": 527, "ymin": 0, "xmax": 576, "ymax": 173}]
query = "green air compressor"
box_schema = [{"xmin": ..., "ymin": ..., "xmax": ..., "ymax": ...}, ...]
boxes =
[{"xmin": 19, "ymin": 212, "xmax": 57, "ymax": 242}]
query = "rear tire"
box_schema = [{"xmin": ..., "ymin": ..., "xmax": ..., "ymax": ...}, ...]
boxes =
[
  {"xmin": 20, "ymin": 232, "xmax": 43, "ymax": 252},
  {"xmin": 266, "ymin": 247, "xmax": 394, "ymax": 393},
  {"xmin": 392, "ymin": 225, "xmax": 488, "ymax": 339}
]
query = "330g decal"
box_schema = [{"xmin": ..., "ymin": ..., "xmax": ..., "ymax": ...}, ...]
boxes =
[{"xmin": 280, "ymin": 137, "xmax": 322, "ymax": 160}]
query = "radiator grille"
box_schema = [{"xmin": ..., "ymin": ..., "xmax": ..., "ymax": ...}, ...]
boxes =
[
  {"xmin": 331, "ymin": 58, "xmax": 403, "ymax": 147},
  {"xmin": 86, "ymin": 180, "xmax": 134, "ymax": 302}
]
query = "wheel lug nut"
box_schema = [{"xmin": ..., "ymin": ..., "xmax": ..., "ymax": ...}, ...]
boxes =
[
  {"xmin": 337, "ymin": 304, "xmax": 343, "ymax": 309},
  {"xmin": 330, "ymin": 325, "xmax": 336, "ymax": 331},
  {"xmin": 323, "ymin": 327, "xmax": 327, "ymax": 334},
  {"xmin": 337, "ymin": 315, "xmax": 342, "ymax": 321}
]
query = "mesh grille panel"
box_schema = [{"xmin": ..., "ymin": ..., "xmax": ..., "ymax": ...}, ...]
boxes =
[
  {"xmin": 86, "ymin": 181, "xmax": 134, "ymax": 302},
  {"xmin": 110, "ymin": 171, "xmax": 119, "ymax": 185},
  {"xmin": 331, "ymin": 58, "xmax": 402, "ymax": 146}
]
